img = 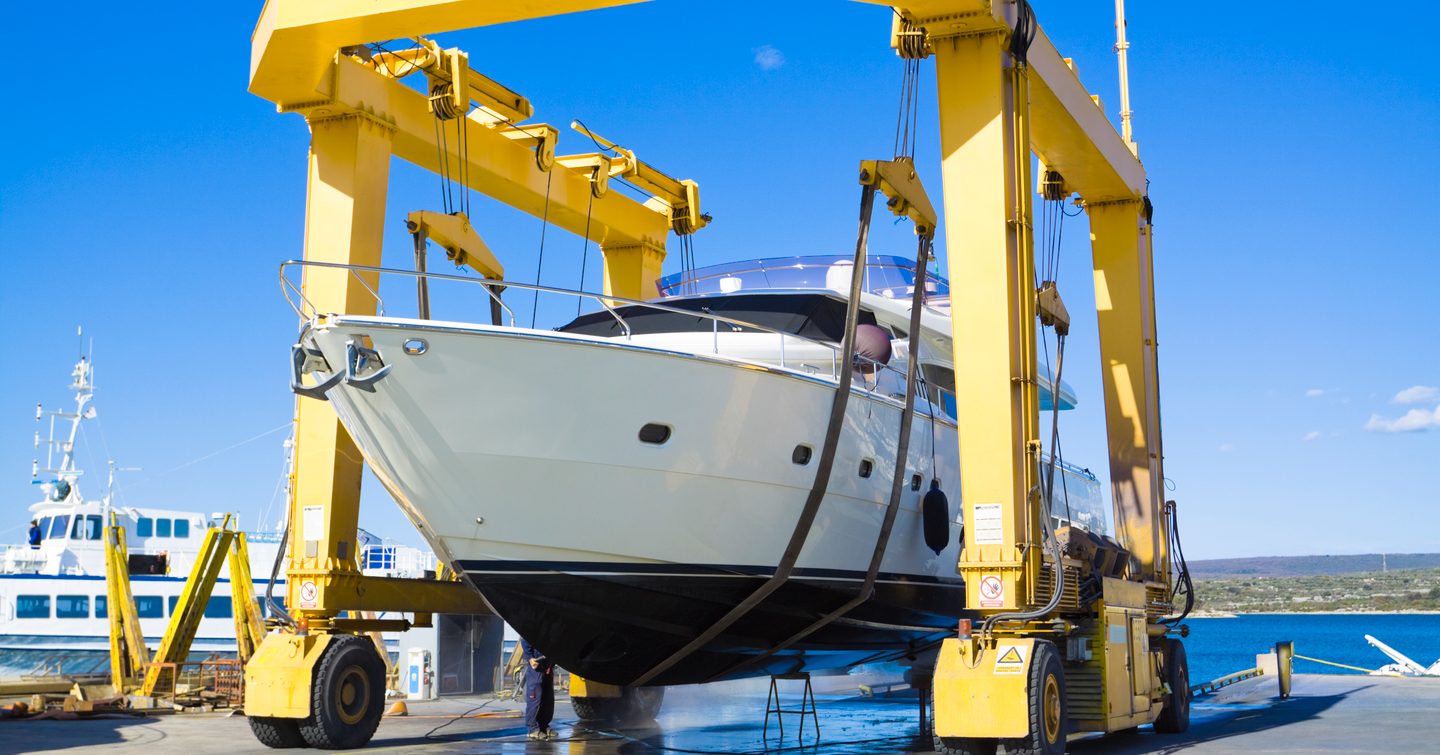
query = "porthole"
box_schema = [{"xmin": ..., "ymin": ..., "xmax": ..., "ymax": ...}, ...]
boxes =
[
  {"xmin": 638, "ymin": 423, "xmax": 672, "ymax": 444},
  {"xmin": 859, "ymin": 459, "xmax": 874, "ymax": 479},
  {"xmin": 792, "ymin": 445, "xmax": 813, "ymax": 465},
  {"xmin": 402, "ymin": 338, "xmax": 428, "ymax": 355},
  {"xmin": 911, "ymin": 474, "xmax": 922, "ymax": 491}
]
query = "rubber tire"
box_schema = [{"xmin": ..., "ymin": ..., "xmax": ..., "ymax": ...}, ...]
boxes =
[
  {"xmin": 933, "ymin": 735, "xmax": 998, "ymax": 755},
  {"xmin": 1001, "ymin": 640, "xmax": 1066, "ymax": 755},
  {"xmin": 1153, "ymin": 638, "xmax": 1191, "ymax": 734},
  {"xmin": 298, "ymin": 635, "xmax": 387, "ymax": 749},
  {"xmin": 248, "ymin": 716, "xmax": 306, "ymax": 748},
  {"xmin": 572, "ymin": 686, "xmax": 665, "ymax": 727}
]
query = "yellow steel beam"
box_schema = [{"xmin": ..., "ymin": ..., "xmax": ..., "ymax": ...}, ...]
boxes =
[
  {"xmin": 1089, "ymin": 199, "xmax": 1166, "ymax": 580},
  {"xmin": 250, "ymin": 0, "xmax": 644, "ymax": 107},
  {"xmin": 229, "ymin": 532, "xmax": 268, "ymax": 663},
  {"xmin": 932, "ymin": 29, "xmax": 1042, "ymax": 613},
  {"xmin": 288, "ymin": 113, "xmax": 393, "ymax": 617},
  {"xmin": 871, "ymin": 0, "xmax": 1146, "ymax": 201},
  {"xmin": 406, "ymin": 210, "xmax": 505, "ymax": 280},
  {"xmin": 143, "ymin": 528, "xmax": 236, "ymax": 696},
  {"xmin": 104, "ymin": 522, "xmax": 148, "ymax": 696},
  {"xmin": 285, "ymin": 573, "xmax": 490, "ymax": 618}
]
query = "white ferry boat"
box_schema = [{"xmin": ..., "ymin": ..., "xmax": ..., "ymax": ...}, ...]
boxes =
[{"xmin": 0, "ymin": 348, "xmax": 432, "ymax": 674}]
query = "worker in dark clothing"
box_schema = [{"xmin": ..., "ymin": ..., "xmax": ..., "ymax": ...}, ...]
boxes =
[
  {"xmin": 521, "ymin": 638, "xmax": 555, "ymax": 740},
  {"xmin": 28, "ymin": 520, "xmax": 41, "ymax": 549}
]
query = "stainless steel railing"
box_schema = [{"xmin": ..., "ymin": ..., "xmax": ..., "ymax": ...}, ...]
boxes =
[{"xmin": 278, "ymin": 260, "xmax": 932, "ymax": 407}]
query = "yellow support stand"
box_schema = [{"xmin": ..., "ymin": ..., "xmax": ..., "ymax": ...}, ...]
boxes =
[
  {"xmin": 141, "ymin": 525, "xmax": 236, "ymax": 696},
  {"xmin": 104, "ymin": 519, "xmax": 148, "ymax": 696}
]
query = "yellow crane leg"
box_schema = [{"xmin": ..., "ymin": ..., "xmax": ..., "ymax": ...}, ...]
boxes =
[
  {"xmin": 286, "ymin": 113, "xmax": 392, "ymax": 619},
  {"xmin": 1088, "ymin": 199, "xmax": 1167, "ymax": 582},
  {"xmin": 933, "ymin": 28, "xmax": 1042, "ymax": 613},
  {"xmin": 600, "ymin": 242, "xmax": 666, "ymax": 300}
]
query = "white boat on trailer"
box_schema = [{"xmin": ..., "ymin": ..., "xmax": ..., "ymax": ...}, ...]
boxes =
[{"xmin": 285, "ymin": 253, "xmax": 1113, "ymax": 687}]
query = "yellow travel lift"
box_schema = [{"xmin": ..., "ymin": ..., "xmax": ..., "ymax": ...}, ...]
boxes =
[{"xmin": 240, "ymin": 1, "xmax": 1188, "ymax": 752}]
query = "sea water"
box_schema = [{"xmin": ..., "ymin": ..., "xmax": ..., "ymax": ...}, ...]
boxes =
[
  {"xmin": 4, "ymin": 614, "xmax": 1437, "ymax": 682},
  {"xmin": 1185, "ymin": 613, "xmax": 1440, "ymax": 683}
]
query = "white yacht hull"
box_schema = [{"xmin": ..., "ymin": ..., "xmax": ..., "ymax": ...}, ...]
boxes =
[{"xmin": 305, "ymin": 316, "xmax": 969, "ymax": 685}]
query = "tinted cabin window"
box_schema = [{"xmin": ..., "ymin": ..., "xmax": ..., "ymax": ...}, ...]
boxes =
[
  {"xmin": 922, "ymin": 364, "xmax": 958, "ymax": 420},
  {"xmin": 174, "ymin": 519, "xmax": 190, "ymax": 538},
  {"xmin": 95, "ymin": 596, "xmax": 108, "ymax": 618},
  {"xmin": 85, "ymin": 515, "xmax": 102, "ymax": 540},
  {"xmin": 157, "ymin": 519, "xmax": 172, "ymax": 538},
  {"xmin": 557, "ymin": 293, "xmax": 879, "ymax": 342},
  {"xmin": 48, "ymin": 516, "xmax": 70, "ymax": 539},
  {"xmin": 168, "ymin": 595, "xmax": 180, "ymax": 615},
  {"xmin": 57, "ymin": 595, "xmax": 89, "ymax": 618},
  {"xmin": 204, "ymin": 597, "xmax": 233, "ymax": 619},
  {"xmin": 136, "ymin": 517, "xmax": 153, "ymax": 537},
  {"xmin": 37, "ymin": 517, "xmax": 51, "ymax": 540},
  {"xmin": 135, "ymin": 596, "xmax": 163, "ymax": 618},
  {"xmin": 17, "ymin": 595, "xmax": 51, "ymax": 618}
]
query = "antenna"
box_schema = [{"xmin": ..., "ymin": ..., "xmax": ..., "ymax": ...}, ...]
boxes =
[{"xmin": 1113, "ymin": 0, "xmax": 1137, "ymax": 154}]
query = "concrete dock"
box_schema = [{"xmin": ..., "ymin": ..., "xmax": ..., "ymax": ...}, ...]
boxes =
[{"xmin": 3, "ymin": 674, "xmax": 1434, "ymax": 754}]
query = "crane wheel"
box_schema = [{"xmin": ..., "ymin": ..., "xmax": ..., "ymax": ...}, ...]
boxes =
[
  {"xmin": 572, "ymin": 686, "xmax": 665, "ymax": 727},
  {"xmin": 299, "ymin": 635, "xmax": 386, "ymax": 749},
  {"xmin": 248, "ymin": 715, "xmax": 305, "ymax": 748},
  {"xmin": 1153, "ymin": 638, "xmax": 1191, "ymax": 733},
  {"xmin": 1002, "ymin": 640, "xmax": 1066, "ymax": 755},
  {"xmin": 933, "ymin": 735, "xmax": 998, "ymax": 755}
]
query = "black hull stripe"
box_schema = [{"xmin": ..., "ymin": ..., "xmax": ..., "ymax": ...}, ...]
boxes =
[{"xmin": 454, "ymin": 559, "xmax": 965, "ymax": 586}]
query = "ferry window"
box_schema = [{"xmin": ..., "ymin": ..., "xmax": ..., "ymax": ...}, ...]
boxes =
[
  {"xmin": 136, "ymin": 517, "xmax": 154, "ymax": 537},
  {"xmin": 95, "ymin": 596, "xmax": 108, "ymax": 618},
  {"xmin": 174, "ymin": 519, "xmax": 190, "ymax": 538},
  {"xmin": 168, "ymin": 595, "xmax": 180, "ymax": 615},
  {"xmin": 17, "ymin": 595, "xmax": 51, "ymax": 618},
  {"xmin": 48, "ymin": 515, "xmax": 71, "ymax": 539},
  {"xmin": 85, "ymin": 515, "xmax": 102, "ymax": 540},
  {"xmin": 37, "ymin": 517, "xmax": 51, "ymax": 539},
  {"xmin": 157, "ymin": 519, "xmax": 172, "ymax": 538},
  {"xmin": 135, "ymin": 596, "xmax": 163, "ymax": 618},
  {"xmin": 57, "ymin": 595, "xmax": 89, "ymax": 618},
  {"xmin": 204, "ymin": 597, "xmax": 233, "ymax": 619}
]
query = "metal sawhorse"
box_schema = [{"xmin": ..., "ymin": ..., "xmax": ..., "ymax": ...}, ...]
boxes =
[{"xmin": 764, "ymin": 672, "xmax": 819, "ymax": 742}]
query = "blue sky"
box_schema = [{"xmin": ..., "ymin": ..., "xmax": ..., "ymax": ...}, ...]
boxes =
[{"xmin": 1, "ymin": 1, "xmax": 1435, "ymax": 559}]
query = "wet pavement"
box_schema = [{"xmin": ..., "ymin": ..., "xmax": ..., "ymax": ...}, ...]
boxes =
[{"xmin": 4, "ymin": 674, "xmax": 1435, "ymax": 754}]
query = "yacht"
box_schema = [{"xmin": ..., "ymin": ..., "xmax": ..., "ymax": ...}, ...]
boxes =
[
  {"xmin": 286, "ymin": 254, "xmax": 1109, "ymax": 686},
  {"xmin": 0, "ymin": 349, "xmax": 432, "ymax": 676}
]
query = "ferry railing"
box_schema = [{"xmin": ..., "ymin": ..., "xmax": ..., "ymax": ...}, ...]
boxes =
[{"xmin": 279, "ymin": 260, "xmax": 929, "ymax": 408}]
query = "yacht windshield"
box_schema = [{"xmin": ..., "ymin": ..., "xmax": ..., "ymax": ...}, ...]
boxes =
[
  {"xmin": 657, "ymin": 255, "xmax": 949, "ymax": 303},
  {"xmin": 558, "ymin": 292, "xmax": 878, "ymax": 342}
]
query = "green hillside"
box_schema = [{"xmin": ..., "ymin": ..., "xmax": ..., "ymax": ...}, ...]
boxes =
[{"xmin": 1192, "ymin": 567, "xmax": 1440, "ymax": 613}]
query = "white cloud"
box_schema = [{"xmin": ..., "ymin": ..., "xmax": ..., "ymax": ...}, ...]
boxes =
[
  {"xmin": 1392, "ymin": 385, "xmax": 1439, "ymax": 405},
  {"xmin": 1302, "ymin": 431, "xmax": 1322, "ymax": 442},
  {"xmin": 753, "ymin": 45, "xmax": 785, "ymax": 71},
  {"xmin": 1304, "ymin": 388, "xmax": 1326, "ymax": 398},
  {"xmin": 1364, "ymin": 406, "xmax": 1440, "ymax": 433}
]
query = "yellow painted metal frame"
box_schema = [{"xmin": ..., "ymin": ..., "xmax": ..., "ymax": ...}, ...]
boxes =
[
  {"xmin": 934, "ymin": 636, "xmax": 1037, "ymax": 738},
  {"xmin": 104, "ymin": 520, "xmax": 148, "ymax": 696}
]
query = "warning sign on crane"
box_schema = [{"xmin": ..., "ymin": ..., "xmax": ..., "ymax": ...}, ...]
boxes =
[{"xmin": 979, "ymin": 574, "xmax": 1005, "ymax": 607}]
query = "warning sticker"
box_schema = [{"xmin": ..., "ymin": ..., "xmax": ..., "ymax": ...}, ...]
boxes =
[
  {"xmin": 994, "ymin": 643, "xmax": 1028, "ymax": 675},
  {"xmin": 302, "ymin": 505, "xmax": 325, "ymax": 543},
  {"xmin": 298, "ymin": 580, "xmax": 319, "ymax": 609},
  {"xmin": 978, "ymin": 574, "xmax": 1006, "ymax": 607},
  {"xmin": 972, "ymin": 503, "xmax": 1004, "ymax": 545}
]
